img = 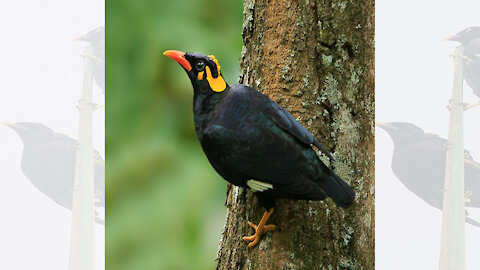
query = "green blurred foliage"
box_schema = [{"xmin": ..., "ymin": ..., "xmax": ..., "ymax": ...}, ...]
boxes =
[{"xmin": 106, "ymin": 0, "xmax": 243, "ymax": 269}]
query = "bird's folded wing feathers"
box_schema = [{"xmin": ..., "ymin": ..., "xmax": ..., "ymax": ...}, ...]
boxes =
[
  {"xmin": 202, "ymin": 123, "xmax": 326, "ymax": 199},
  {"xmin": 266, "ymin": 100, "xmax": 334, "ymax": 161}
]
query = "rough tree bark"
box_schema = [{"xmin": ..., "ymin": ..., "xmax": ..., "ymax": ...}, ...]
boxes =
[{"xmin": 216, "ymin": 0, "xmax": 374, "ymax": 269}]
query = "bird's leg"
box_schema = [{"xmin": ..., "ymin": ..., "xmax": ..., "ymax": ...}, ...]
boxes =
[
  {"xmin": 243, "ymin": 208, "xmax": 276, "ymax": 248},
  {"xmin": 464, "ymin": 101, "xmax": 480, "ymax": 111}
]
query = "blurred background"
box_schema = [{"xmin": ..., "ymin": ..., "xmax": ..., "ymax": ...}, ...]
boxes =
[{"xmin": 106, "ymin": 1, "xmax": 243, "ymax": 269}]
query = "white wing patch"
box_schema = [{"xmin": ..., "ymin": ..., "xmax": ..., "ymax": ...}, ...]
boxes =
[{"xmin": 247, "ymin": 180, "xmax": 273, "ymax": 192}]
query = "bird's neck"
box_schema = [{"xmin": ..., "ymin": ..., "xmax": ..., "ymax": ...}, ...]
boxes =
[
  {"xmin": 19, "ymin": 136, "xmax": 50, "ymax": 149},
  {"xmin": 193, "ymin": 90, "xmax": 227, "ymax": 134}
]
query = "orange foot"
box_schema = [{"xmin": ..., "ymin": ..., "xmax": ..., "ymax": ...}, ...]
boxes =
[{"xmin": 243, "ymin": 208, "xmax": 276, "ymax": 247}]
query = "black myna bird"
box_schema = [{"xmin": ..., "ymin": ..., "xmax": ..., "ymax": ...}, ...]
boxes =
[
  {"xmin": 4, "ymin": 122, "xmax": 105, "ymax": 225},
  {"xmin": 76, "ymin": 27, "xmax": 105, "ymax": 93},
  {"xmin": 164, "ymin": 50, "xmax": 355, "ymax": 247},
  {"xmin": 447, "ymin": 27, "xmax": 480, "ymax": 45},
  {"xmin": 446, "ymin": 27, "xmax": 480, "ymax": 102},
  {"xmin": 377, "ymin": 122, "xmax": 480, "ymax": 226}
]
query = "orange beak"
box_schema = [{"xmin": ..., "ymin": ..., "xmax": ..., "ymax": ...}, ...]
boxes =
[
  {"xmin": 444, "ymin": 35, "xmax": 454, "ymax": 41},
  {"xmin": 164, "ymin": 50, "xmax": 192, "ymax": 71}
]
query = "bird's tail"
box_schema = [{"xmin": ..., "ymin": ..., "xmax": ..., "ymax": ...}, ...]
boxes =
[{"xmin": 318, "ymin": 172, "xmax": 355, "ymax": 208}]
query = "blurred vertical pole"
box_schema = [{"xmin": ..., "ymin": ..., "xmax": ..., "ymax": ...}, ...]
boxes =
[
  {"xmin": 440, "ymin": 45, "xmax": 465, "ymax": 270},
  {"xmin": 69, "ymin": 45, "xmax": 95, "ymax": 270}
]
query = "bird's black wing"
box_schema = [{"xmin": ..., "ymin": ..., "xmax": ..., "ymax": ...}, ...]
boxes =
[
  {"xmin": 464, "ymin": 59, "xmax": 480, "ymax": 97},
  {"xmin": 406, "ymin": 134, "xmax": 480, "ymax": 208},
  {"xmin": 238, "ymin": 86, "xmax": 334, "ymax": 161},
  {"xmin": 201, "ymin": 86, "xmax": 353, "ymax": 203},
  {"xmin": 266, "ymin": 101, "xmax": 334, "ymax": 161},
  {"xmin": 202, "ymin": 122, "xmax": 327, "ymax": 200}
]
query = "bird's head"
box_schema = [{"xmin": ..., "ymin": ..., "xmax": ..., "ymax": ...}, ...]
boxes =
[
  {"xmin": 376, "ymin": 122, "xmax": 426, "ymax": 145},
  {"xmin": 76, "ymin": 27, "xmax": 105, "ymax": 44},
  {"xmin": 3, "ymin": 122, "xmax": 55, "ymax": 145},
  {"xmin": 164, "ymin": 50, "xmax": 228, "ymax": 94},
  {"xmin": 445, "ymin": 26, "xmax": 480, "ymax": 44}
]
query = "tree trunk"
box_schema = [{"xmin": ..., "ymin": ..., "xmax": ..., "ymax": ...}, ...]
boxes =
[{"xmin": 216, "ymin": 0, "xmax": 374, "ymax": 269}]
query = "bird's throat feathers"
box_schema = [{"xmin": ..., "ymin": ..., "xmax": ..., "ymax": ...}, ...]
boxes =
[
  {"xmin": 194, "ymin": 89, "xmax": 225, "ymax": 117},
  {"xmin": 192, "ymin": 86, "xmax": 229, "ymax": 138}
]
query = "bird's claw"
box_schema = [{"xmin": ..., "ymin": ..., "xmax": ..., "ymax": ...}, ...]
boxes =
[{"xmin": 242, "ymin": 221, "xmax": 276, "ymax": 248}]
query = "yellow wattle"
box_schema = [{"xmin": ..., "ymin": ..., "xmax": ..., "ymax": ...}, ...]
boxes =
[
  {"xmin": 206, "ymin": 66, "xmax": 226, "ymax": 92},
  {"xmin": 197, "ymin": 71, "xmax": 204, "ymax": 80}
]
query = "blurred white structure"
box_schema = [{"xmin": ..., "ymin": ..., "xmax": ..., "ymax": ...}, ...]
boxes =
[
  {"xmin": 376, "ymin": 0, "xmax": 480, "ymax": 269},
  {"xmin": 0, "ymin": 1, "xmax": 104, "ymax": 269}
]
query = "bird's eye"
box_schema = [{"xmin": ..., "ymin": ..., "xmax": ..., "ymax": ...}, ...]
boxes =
[{"xmin": 195, "ymin": 61, "xmax": 205, "ymax": 71}]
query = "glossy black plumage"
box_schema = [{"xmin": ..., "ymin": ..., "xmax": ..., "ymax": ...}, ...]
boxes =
[
  {"xmin": 4, "ymin": 122, "xmax": 104, "ymax": 224},
  {"xmin": 447, "ymin": 26, "xmax": 480, "ymax": 99},
  {"xmin": 168, "ymin": 51, "xmax": 355, "ymax": 210},
  {"xmin": 378, "ymin": 122, "xmax": 480, "ymax": 225},
  {"xmin": 77, "ymin": 27, "xmax": 105, "ymax": 93}
]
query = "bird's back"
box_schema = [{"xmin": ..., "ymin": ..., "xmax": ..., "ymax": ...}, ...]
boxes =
[
  {"xmin": 21, "ymin": 135, "xmax": 76, "ymax": 208},
  {"xmin": 391, "ymin": 135, "xmax": 446, "ymax": 207},
  {"xmin": 21, "ymin": 133, "xmax": 105, "ymax": 209},
  {"xmin": 391, "ymin": 133, "xmax": 480, "ymax": 209}
]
